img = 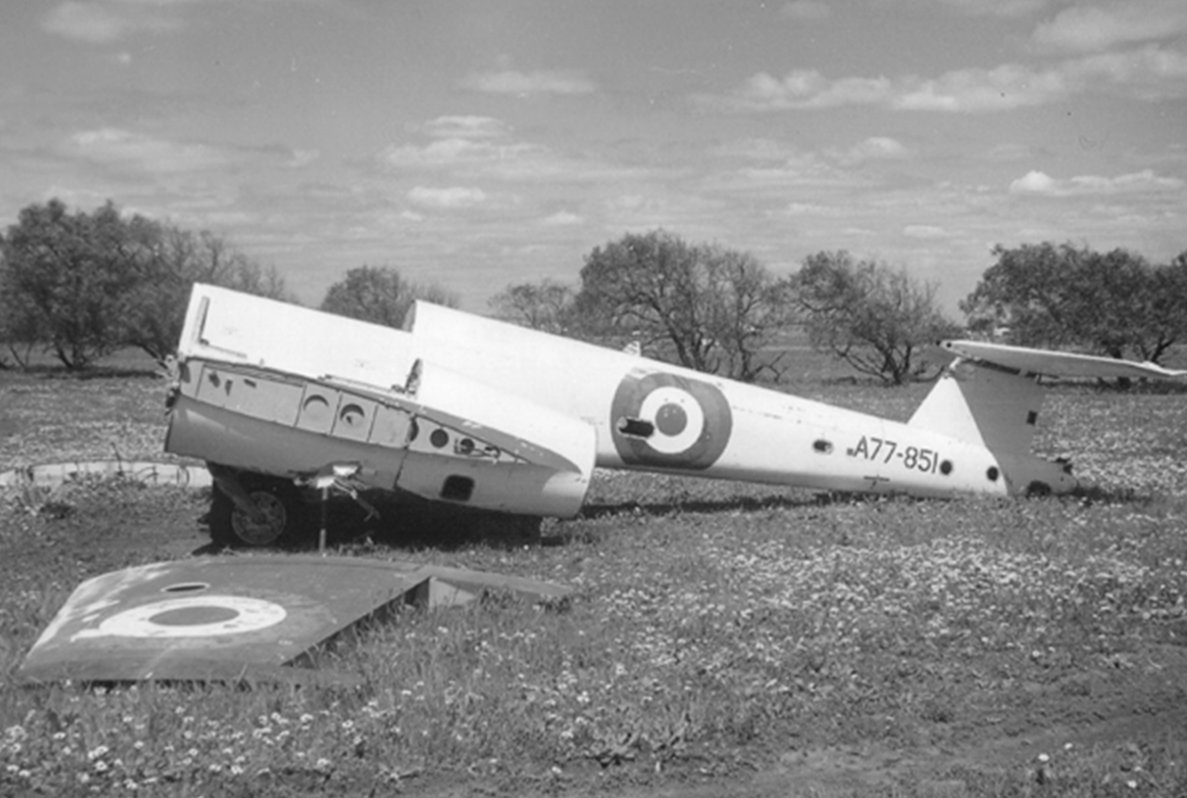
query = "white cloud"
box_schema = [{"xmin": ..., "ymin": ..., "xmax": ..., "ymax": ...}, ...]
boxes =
[
  {"xmin": 779, "ymin": 1, "xmax": 830, "ymax": 21},
  {"xmin": 287, "ymin": 149, "xmax": 320, "ymax": 168},
  {"xmin": 69, "ymin": 127, "xmax": 227, "ymax": 172},
  {"xmin": 459, "ymin": 69, "xmax": 596, "ymax": 96},
  {"xmin": 734, "ymin": 70, "xmax": 891, "ymax": 109},
  {"xmin": 832, "ymin": 137, "xmax": 909, "ymax": 164},
  {"xmin": 42, "ymin": 1, "xmax": 184, "ymax": 43},
  {"xmin": 1009, "ymin": 170, "xmax": 1056, "ymax": 193},
  {"xmin": 708, "ymin": 44, "xmax": 1187, "ymax": 113},
  {"xmin": 541, "ymin": 211, "xmax": 582, "ymax": 226},
  {"xmin": 783, "ymin": 202, "xmax": 836, "ymax": 216},
  {"xmin": 1032, "ymin": 0, "xmax": 1187, "ymax": 54},
  {"xmin": 382, "ymin": 137, "xmax": 539, "ymax": 169},
  {"xmin": 380, "ymin": 129, "xmax": 642, "ymax": 184},
  {"xmin": 407, "ymin": 186, "xmax": 487, "ymax": 209},
  {"xmin": 924, "ymin": 0, "xmax": 1051, "ymax": 17},
  {"xmin": 903, "ymin": 224, "xmax": 948, "ymax": 239},
  {"xmin": 1009, "ymin": 169, "xmax": 1184, "ymax": 196},
  {"xmin": 421, "ymin": 116, "xmax": 512, "ymax": 140}
]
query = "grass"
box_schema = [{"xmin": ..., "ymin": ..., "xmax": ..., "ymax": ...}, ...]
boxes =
[{"xmin": 2, "ymin": 349, "xmax": 1187, "ymax": 796}]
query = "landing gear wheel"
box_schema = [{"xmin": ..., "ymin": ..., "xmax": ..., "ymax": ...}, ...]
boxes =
[{"xmin": 209, "ymin": 479, "xmax": 306, "ymax": 548}]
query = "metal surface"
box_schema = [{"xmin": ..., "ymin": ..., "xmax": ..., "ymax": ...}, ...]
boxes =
[{"xmin": 19, "ymin": 556, "xmax": 572, "ymax": 685}]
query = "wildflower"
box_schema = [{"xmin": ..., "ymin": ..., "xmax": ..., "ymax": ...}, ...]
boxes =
[
  {"xmin": 315, "ymin": 757, "xmax": 332, "ymax": 772},
  {"xmin": 94, "ymin": 760, "xmax": 109, "ymax": 773},
  {"xmin": 87, "ymin": 745, "xmax": 109, "ymax": 761}
]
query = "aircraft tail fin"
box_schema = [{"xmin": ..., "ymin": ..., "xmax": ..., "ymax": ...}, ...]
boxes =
[
  {"xmin": 909, "ymin": 361, "xmax": 1043, "ymax": 459},
  {"xmin": 909, "ymin": 358, "xmax": 1079, "ymax": 495}
]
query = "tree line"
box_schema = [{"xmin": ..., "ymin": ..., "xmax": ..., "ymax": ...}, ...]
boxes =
[
  {"xmin": 2, "ymin": 199, "xmax": 1183, "ymax": 383},
  {"xmin": 0, "ymin": 199, "xmax": 454, "ymax": 370},
  {"xmin": 492, "ymin": 231, "xmax": 1187, "ymax": 384}
]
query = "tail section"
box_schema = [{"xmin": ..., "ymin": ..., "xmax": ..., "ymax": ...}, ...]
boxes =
[{"xmin": 908, "ymin": 360, "xmax": 1075, "ymax": 495}]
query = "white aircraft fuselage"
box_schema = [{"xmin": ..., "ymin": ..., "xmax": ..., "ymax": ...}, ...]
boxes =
[{"xmin": 166, "ymin": 285, "xmax": 1087, "ymax": 538}]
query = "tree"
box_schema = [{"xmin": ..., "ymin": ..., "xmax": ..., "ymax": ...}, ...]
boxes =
[
  {"xmin": 320, "ymin": 265, "xmax": 458, "ymax": 328},
  {"xmin": 121, "ymin": 226, "xmax": 293, "ymax": 365},
  {"xmin": 794, "ymin": 251, "xmax": 958, "ymax": 385},
  {"xmin": 488, "ymin": 279, "xmax": 574, "ymax": 334},
  {"xmin": 0, "ymin": 199, "xmax": 147, "ymax": 369},
  {"xmin": 960, "ymin": 242, "xmax": 1187, "ymax": 364},
  {"xmin": 573, "ymin": 230, "xmax": 791, "ymax": 381}
]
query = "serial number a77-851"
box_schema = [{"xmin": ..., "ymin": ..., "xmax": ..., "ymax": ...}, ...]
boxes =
[{"xmin": 847, "ymin": 435, "xmax": 943, "ymax": 474}]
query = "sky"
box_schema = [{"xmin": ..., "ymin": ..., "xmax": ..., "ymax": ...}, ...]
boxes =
[{"xmin": 1, "ymin": 0, "xmax": 1184, "ymax": 314}]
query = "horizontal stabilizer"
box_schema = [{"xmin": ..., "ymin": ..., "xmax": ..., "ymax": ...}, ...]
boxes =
[{"xmin": 942, "ymin": 340, "xmax": 1187, "ymax": 381}]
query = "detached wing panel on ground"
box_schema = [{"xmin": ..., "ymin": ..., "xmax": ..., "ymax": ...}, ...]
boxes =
[{"xmin": 19, "ymin": 556, "xmax": 572, "ymax": 684}]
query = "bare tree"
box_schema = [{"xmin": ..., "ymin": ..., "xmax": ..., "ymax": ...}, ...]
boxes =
[
  {"xmin": 574, "ymin": 230, "xmax": 791, "ymax": 381},
  {"xmin": 795, "ymin": 251, "xmax": 958, "ymax": 385},
  {"xmin": 320, "ymin": 265, "xmax": 458, "ymax": 328},
  {"xmin": 488, "ymin": 279, "xmax": 575, "ymax": 334}
]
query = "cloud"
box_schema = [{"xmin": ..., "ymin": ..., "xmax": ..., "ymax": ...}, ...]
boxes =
[
  {"xmin": 459, "ymin": 69, "xmax": 596, "ymax": 96},
  {"xmin": 779, "ymin": 1, "xmax": 830, "ymax": 21},
  {"xmin": 42, "ymin": 1, "xmax": 185, "ymax": 43},
  {"xmin": 69, "ymin": 127, "xmax": 227, "ymax": 172},
  {"xmin": 1009, "ymin": 169, "xmax": 1184, "ymax": 196},
  {"xmin": 381, "ymin": 122, "xmax": 643, "ymax": 184},
  {"xmin": 706, "ymin": 44, "xmax": 1187, "ymax": 112},
  {"xmin": 732, "ymin": 70, "xmax": 891, "ymax": 109},
  {"xmin": 1032, "ymin": 0, "xmax": 1187, "ymax": 54},
  {"xmin": 421, "ymin": 116, "xmax": 512, "ymax": 140},
  {"xmin": 541, "ymin": 210, "xmax": 582, "ymax": 226},
  {"xmin": 925, "ymin": 0, "xmax": 1051, "ymax": 17},
  {"xmin": 382, "ymin": 137, "xmax": 542, "ymax": 170},
  {"xmin": 832, "ymin": 137, "xmax": 909, "ymax": 164},
  {"xmin": 903, "ymin": 224, "xmax": 948, "ymax": 239},
  {"xmin": 407, "ymin": 186, "xmax": 487, "ymax": 209}
]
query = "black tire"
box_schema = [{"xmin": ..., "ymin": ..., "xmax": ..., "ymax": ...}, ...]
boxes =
[{"xmin": 208, "ymin": 477, "xmax": 309, "ymax": 548}]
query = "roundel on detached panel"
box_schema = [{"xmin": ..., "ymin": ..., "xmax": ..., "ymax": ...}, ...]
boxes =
[{"xmin": 610, "ymin": 371, "xmax": 732, "ymax": 470}]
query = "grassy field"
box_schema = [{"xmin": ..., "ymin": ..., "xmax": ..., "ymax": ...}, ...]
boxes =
[{"xmin": 1, "ymin": 348, "xmax": 1186, "ymax": 797}]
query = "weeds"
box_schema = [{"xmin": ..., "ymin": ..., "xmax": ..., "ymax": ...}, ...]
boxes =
[{"xmin": 2, "ymin": 366, "xmax": 1186, "ymax": 796}]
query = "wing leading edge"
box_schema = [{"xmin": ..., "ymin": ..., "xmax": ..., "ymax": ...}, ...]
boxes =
[{"xmin": 941, "ymin": 340, "xmax": 1187, "ymax": 381}]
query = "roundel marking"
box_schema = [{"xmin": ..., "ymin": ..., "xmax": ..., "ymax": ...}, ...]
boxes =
[
  {"xmin": 83, "ymin": 595, "xmax": 287, "ymax": 640},
  {"xmin": 610, "ymin": 371, "xmax": 732, "ymax": 470},
  {"xmin": 637, "ymin": 386, "xmax": 705, "ymax": 455}
]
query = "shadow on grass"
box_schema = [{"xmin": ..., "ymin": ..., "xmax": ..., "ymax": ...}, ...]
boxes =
[
  {"xmin": 191, "ymin": 495, "xmax": 550, "ymax": 556},
  {"xmin": 579, "ymin": 492, "xmax": 818, "ymax": 520}
]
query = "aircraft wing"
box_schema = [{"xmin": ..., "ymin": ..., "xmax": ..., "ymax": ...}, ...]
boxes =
[
  {"xmin": 941, "ymin": 340, "xmax": 1187, "ymax": 381},
  {"xmin": 19, "ymin": 556, "xmax": 572, "ymax": 685}
]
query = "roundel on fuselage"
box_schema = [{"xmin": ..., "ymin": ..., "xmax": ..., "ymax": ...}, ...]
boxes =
[{"xmin": 610, "ymin": 371, "xmax": 732, "ymax": 470}]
